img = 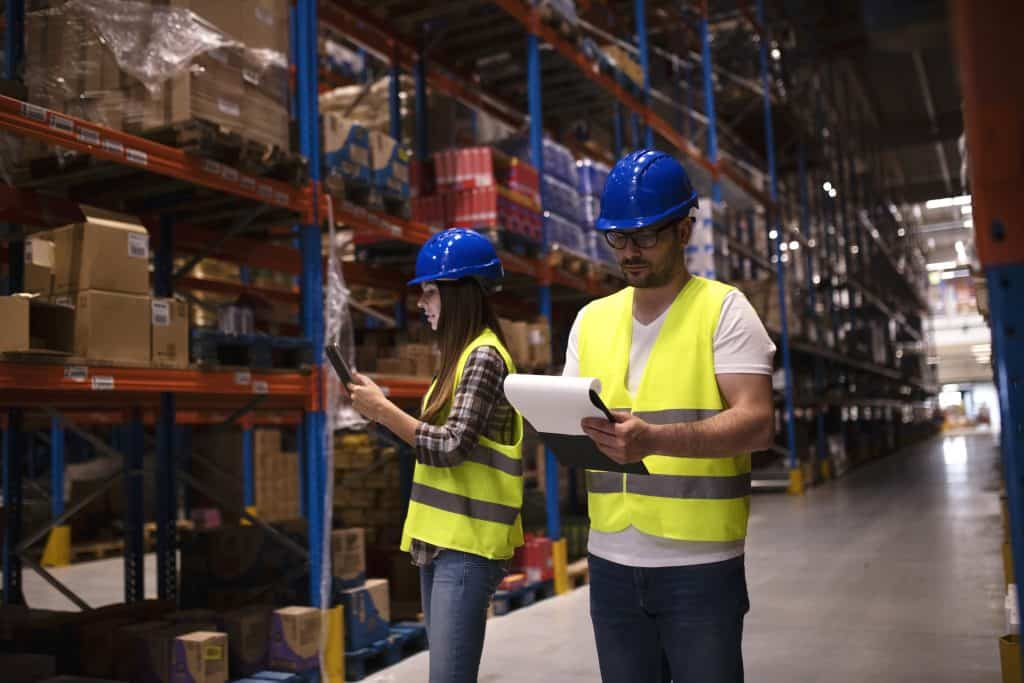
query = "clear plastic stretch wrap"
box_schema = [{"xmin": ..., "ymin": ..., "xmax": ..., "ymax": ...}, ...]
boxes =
[{"xmin": 5, "ymin": 0, "xmax": 291, "ymax": 177}]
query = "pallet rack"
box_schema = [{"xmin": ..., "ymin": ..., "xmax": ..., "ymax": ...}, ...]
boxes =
[{"xmin": 0, "ymin": 0, "xmax": 937, "ymax": 615}]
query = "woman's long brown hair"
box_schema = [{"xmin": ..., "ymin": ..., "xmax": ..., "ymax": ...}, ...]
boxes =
[{"xmin": 420, "ymin": 278, "xmax": 507, "ymax": 424}]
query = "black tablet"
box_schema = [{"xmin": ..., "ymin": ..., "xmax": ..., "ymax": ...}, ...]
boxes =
[{"xmin": 325, "ymin": 344, "xmax": 354, "ymax": 386}]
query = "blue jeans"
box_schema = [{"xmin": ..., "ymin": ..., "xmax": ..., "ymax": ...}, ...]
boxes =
[
  {"xmin": 419, "ymin": 549, "xmax": 507, "ymax": 683},
  {"xmin": 589, "ymin": 553, "xmax": 749, "ymax": 683}
]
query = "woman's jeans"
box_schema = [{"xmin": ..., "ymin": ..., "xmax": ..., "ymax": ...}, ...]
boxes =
[
  {"xmin": 589, "ymin": 552, "xmax": 749, "ymax": 683},
  {"xmin": 419, "ymin": 549, "xmax": 507, "ymax": 683}
]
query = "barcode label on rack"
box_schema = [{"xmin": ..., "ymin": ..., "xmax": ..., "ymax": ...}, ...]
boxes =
[
  {"xmin": 202, "ymin": 159, "xmax": 221, "ymax": 174},
  {"xmin": 241, "ymin": 177, "xmax": 256, "ymax": 191},
  {"xmin": 49, "ymin": 114, "xmax": 73, "ymax": 133},
  {"xmin": 221, "ymin": 166, "xmax": 239, "ymax": 182},
  {"xmin": 252, "ymin": 380, "xmax": 269, "ymax": 394},
  {"xmin": 91, "ymin": 376, "xmax": 115, "ymax": 391},
  {"xmin": 64, "ymin": 366, "xmax": 88, "ymax": 382},
  {"xmin": 77, "ymin": 128, "xmax": 100, "ymax": 146},
  {"xmin": 22, "ymin": 103, "xmax": 46, "ymax": 122},
  {"xmin": 234, "ymin": 371, "xmax": 252, "ymax": 385},
  {"xmin": 126, "ymin": 148, "xmax": 148, "ymax": 166},
  {"xmin": 103, "ymin": 139, "xmax": 124, "ymax": 156},
  {"xmin": 128, "ymin": 233, "xmax": 149, "ymax": 259},
  {"xmin": 258, "ymin": 184, "xmax": 274, "ymax": 199},
  {"xmin": 151, "ymin": 300, "xmax": 171, "ymax": 326}
]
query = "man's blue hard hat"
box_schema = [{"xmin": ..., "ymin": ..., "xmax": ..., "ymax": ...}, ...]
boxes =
[
  {"xmin": 595, "ymin": 149, "xmax": 699, "ymax": 232},
  {"xmin": 408, "ymin": 228, "xmax": 504, "ymax": 286}
]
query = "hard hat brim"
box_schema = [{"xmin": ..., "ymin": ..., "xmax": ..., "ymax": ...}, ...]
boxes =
[{"xmin": 594, "ymin": 191, "xmax": 698, "ymax": 232}]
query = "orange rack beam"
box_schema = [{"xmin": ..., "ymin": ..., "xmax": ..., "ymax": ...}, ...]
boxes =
[{"xmin": 0, "ymin": 96, "xmax": 315, "ymax": 221}]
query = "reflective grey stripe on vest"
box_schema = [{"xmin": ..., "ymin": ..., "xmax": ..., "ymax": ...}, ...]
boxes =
[
  {"xmin": 464, "ymin": 444, "xmax": 523, "ymax": 477},
  {"xmin": 410, "ymin": 483, "xmax": 520, "ymax": 525},
  {"xmin": 586, "ymin": 470, "xmax": 623, "ymax": 493},
  {"xmin": 632, "ymin": 408, "xmax": 722, "ymax": 425},
  {"xmin": 627, "ymin": 472, "xmax": 751, "ymax": 499},
  {"xmin": 587, "ymin": 470, "xmax": 750, "ymax": 499}
]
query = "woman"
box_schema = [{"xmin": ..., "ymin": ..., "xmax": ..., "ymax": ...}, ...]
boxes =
[{"xmin": 347, "ymin": 228, "xmax": 524, "ymax": 683}]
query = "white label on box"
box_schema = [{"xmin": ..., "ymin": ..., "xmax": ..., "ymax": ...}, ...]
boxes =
[
  {"xmin": 126, "ymin": 148, "xmax": 148, "ymax": 166},
  {"xmin": 218, "ymin": 98, "xmax": 241, "ymax": 119},
  {"xmin": 152, "ymin": 300, "xmax": 171, "ymax": 327},
  {"xmin": 76, "ymin": 127, "xmax": 101, "ymax": 146},
  {"xmin": 252, "ymin": 380, "xmax": 269, "ymax": 395},
  {"xmin": 258, "ymin": 184, "xmax": 274, "ymax": 199},
  {"xmin": 528, "ymin": 330, "xmax": 544, "ymax": 345},
  {"xmin": 64, "ymin": 366, "xmax": 88, "ymax": 382},
  {"xmin": 24, "ymin": 238, "xmax": 54, "ymax": 267},
  {"xmin": 234, "ymin": 370, "xmax": 252, "ymax": 385},
  {"xmin": 22, "ymin": 102, "xmax": 46, "ymax": 122},
  {"xmin": 49, "ymin": 114, "xmax": 73, "ymax": 133},
  {"xmin": 103, "ymin": 139, "xmax": 124, "ymax": 156},
  {"xmin": 243, "ymin": 68, "xmax": 261, "ymax": 86},
  {"xmin": 221, "ymin": 166, "xmax": 239, "ymax": 183},
  {"xmin": 255, "ymin": 6, "xmax": 274, "ymax": 25},
  {"xmin": 202, "ymin": 159, "xmax": 221, "ymax": 174},
  {"xmin": 91, "ymin": 376, "xmax": 115, "ymax": 391},
  {"xmin": 55, "ymin": 295, "xmax": 73, "ymax": 307},
  {"xmin": 128, "ymin": 233, "xmax": 149, "ymax": 259}
]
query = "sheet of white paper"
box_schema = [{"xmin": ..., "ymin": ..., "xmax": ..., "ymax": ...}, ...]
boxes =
[{"xmin": 503, "ymin": 374, "xmax": 605, "ymax": 435}]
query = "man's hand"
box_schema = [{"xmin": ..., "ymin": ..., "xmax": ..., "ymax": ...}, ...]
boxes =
[{"xmin": 581, "ymin": 412, "xmax": 654, "ymax": 464}]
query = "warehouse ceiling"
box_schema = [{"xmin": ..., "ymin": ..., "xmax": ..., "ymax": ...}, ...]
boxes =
[{"xmin": 328, "ymin": 0, "xmax": 963, "ymax": 208}]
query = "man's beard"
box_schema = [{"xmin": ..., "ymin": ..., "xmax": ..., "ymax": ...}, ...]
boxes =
[{"xmin": 619, "ymin": 250, "xmax": 678, "ymax": 288}]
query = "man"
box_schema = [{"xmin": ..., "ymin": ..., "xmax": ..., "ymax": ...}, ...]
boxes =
[{"xmin": 563, "ymin": 149, "xmax": 776, "ymax": 683}]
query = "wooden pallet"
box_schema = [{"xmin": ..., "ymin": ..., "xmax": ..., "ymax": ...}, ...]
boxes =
[
  {"xmin": 137, "ymin": 118, "xmax": 308, "ymax": 186},
  {"xmin": 71, "ymin": 539, "xmax": 124, "ymax": 562},
  {"xmin": 549, "ymin": 247, "xmax": 591, "ymax": 277},
  {"xmin": 490, "ymin": 579, "xmax": 555, "ymax": 616},
  {"xmin": 344, "ymin": 622, "xmax": 429, "ymax": 681}
]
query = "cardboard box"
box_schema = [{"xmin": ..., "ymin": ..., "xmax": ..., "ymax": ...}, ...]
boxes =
[
  {"xmin": 375, "ymin": 357, "xmax": 416, "ymax": 375},
  {"xmin": 24, "ymin": 236, "xmax": 55, "ymax": 296},
  {"xmin": 527, "ymin": 318, "xmax": 552, "ymax": 369},
  {"xmin": 221, "ymin": 606, "xmax": 271, "ymax": 678},
  {"xmin": 186, "ymin": 0, "xmax": 289, "ymax": 54},
  {"xmin": 70, "ymin": 290, "xmax": 151, "ymax": 364},
  {"xmin": 171, "ymin": 631, "xmax": 228, "ymax": 683},
  {"xmin": 79, "ymin": 617, "xmax": 136, "ymax": 678},
  {"xmin": 243, "ymin": 90, "xmax": 290, "ymax": 150},
  {"xmin": 143, "ymin": 49, "xmax": 245, "ymax": 132},
  {"xmin": 498, "ymin": 318, "xmax": 530, "ymax": 369},
  {"xmin": 322, "ymin": 113, "xmax": 371, "ymax": 184},
  {"xmin": 1, "ymin": 652, "xmax": 57, "ymax": 683},
  {"xmin": 51, "ymin": 210, "xmax": 150, "ymax": 295},
  {"xmin": 368, "ymin": 131, "xmax": 411, "ymax": 199},
  {"xmin": 0, "ymin": 296, "xmax": 75, "ymax": 355},
  {"xmin": 268, "ymin": 607, "xmax": 321, "ymax": 672},
  {"xmin": 152, "ymin": 297, "xmax": 190, "ymax": 368},
  {"xmin": 331, "ymin": 528, "xmax": 366, "ymax": 587},
  {"xmin": 340, "ymin": 578, "xmax": 390, "ymax": 651}
]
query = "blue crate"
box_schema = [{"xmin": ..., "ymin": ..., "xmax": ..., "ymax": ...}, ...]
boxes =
[
  {"xmin": 491, "ymin": 580, "xmax": 555, "ymax": 616},
  {"xmin": 576, "ymin": 159, "xmax": 610, "ymax": 197},
  {"xmin": 324, "ymin": 116, "xmax": 372, "ymax": 185},
  {"xmin": 344, "ymin": 623, "xmax": 428, "ymax": 681}
]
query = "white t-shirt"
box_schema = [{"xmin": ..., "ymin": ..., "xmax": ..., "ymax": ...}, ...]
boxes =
[{"xmin": 563, "ymin": 286, "xmax": 776, "ymax": 567}]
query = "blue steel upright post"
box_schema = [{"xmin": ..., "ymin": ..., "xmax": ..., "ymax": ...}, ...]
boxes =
[
  {"xmin": 50, "ymin": 416, "xmax": 64, "ymax": 519},
  {"xmin": 414, "ymin": 52, "xmax": 429, "ymax": 164},
  {"xmin": 125, "ymin": 410, "xmax": 145, "ymax": 602},
  {"xmin": 3, "ymin": 0, "xmax": 26, "ymax": 606},
  {"xmin": 293, "ymin": 0, "xmax": 326, "ymax": 606},
  {"xmin": 527, "ymin": 26, "xmax": 560, "ymax": 542},
  {"xmin": 699, "ymin": 5, "xmax": 721, "ymax": 205},
  {"xmin": 154, "ymin": 214, "xmax": 177, "ymax": 600},
  {"xmin": 613, "ymin": 104, "xmax": 624, "ymax": 158},
  {"xmin": 757, "ymin": 0, "xmax": 799, "ymax": 489},
  {"xmin": 634, "ymin": 0, "xmax": 654, "ymax": 148}
]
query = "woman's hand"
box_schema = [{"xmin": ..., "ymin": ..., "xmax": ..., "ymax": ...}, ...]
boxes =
[{"xmin": 347, "ymin": 373, "xmax": 392, "ymax": 422}]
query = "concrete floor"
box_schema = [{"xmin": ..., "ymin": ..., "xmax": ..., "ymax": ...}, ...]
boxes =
[{"xmin": 19, "ymin": 431, "xmax": 1006, "ymax": 681}]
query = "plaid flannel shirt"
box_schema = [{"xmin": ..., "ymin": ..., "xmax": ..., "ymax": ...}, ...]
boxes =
[{"xmin": 409, "ymin": 345, "xmax": 516, "ymax": 566}]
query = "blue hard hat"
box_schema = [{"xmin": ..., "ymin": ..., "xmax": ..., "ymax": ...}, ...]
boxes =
[
  {"xmin": 595, "ymin": 149, "xmax": 699, "ymax": 232},
  {"xmin": 408, "ymin": 228, "xmax": 504, "ymax": 286}
]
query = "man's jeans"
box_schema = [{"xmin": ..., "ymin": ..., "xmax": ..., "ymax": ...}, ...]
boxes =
[
  {"xmin": 419, "ymin": 549, "xmax": 507, "ymax": 683},
  {"xmin": 589, "ymin": 552, "xmax": 749, "ymax": 683}
]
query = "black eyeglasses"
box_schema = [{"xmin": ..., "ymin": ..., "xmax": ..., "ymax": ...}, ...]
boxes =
[{"xmin": 604, "ymin": 221, "xmax": 678, "ymax": 250}]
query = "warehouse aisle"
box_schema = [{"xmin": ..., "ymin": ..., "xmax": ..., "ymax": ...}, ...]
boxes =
[{"xmin": 378, "ymin": 432, "xmax": 1004, "ymax": 682}]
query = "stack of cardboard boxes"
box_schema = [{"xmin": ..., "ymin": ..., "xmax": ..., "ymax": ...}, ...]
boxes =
[
  {"xmin": 499, "ymin": 317, "xmax": 552, "ymax": 371},
  {"xmin": 252, "ymin": 428, "xmax": 301, "ymax": 523},
  {"xmin": 0, "ymin": 210, "xmax": 189, "ymax": 367},
  {"xmin": 23, "ymin": 0, "xmax": 290, "ymax": 152},
  {"xmin": 333, "ymin": 433, "xmax": 404, "ymax": 538},
  {"xmin": 321, "ymin": 111, "xmax": 411, "ymax": 201},
  {"xmin": 330, "ymin": 526, "xmax": 391, "ymax": 652}
]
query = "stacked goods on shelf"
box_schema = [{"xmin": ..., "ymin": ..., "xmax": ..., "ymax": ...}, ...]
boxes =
[
  {"xmin": 268, "ymin": 607, "xmax": 322, "ymax": 673},
  {"xmin": 319, "ymin": 34, "xmax": 367, "ymax": 82},
  {"xmin": 21, "ymin": 0, "xmax": 292, "ymax": 155},
  {"xmin": 685, "ymin": 199, "xmax": 718, "ymax": 281},
  {"xmin": 499, "ymin": 317, "xmax": 552, "ymax": 371},
  {"xmin": 329, "ymin": 525, "xmax": 392, "ymax": 651},
  {"xmin": 252, "ymin": 429, "xmax": 301, "ymax": 522},
  {"xmin": 416, "ymin": 146, "xmax": 542, "ymax": 244},
  {"xmin": 320, "ymin": 85, "xmax": 411, "ymax": 205},
  {"xmin": 333, "ymin": 432, "xmax": 403, "ymax": 545},
  {"xmin": 577, "ymin": 158, "xmax": 615, "ymax": 266}
]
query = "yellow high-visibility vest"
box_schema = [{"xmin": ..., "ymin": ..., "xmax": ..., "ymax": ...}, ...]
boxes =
[
  {"xmin": 400, "ymin": 328, "xmax": 525, "ymax": 559},
  {"xmin": 578, "ymin": 277, "xmax": 751, "ymax": 542}
]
